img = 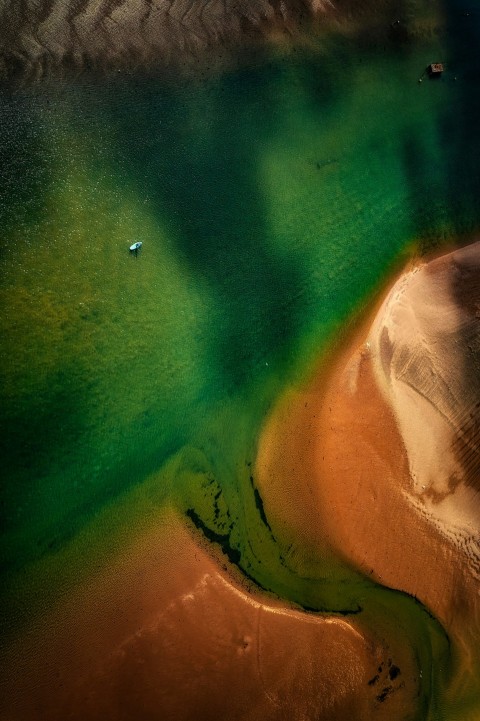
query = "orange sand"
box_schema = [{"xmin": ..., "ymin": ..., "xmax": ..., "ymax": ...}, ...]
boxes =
[
  {"xmin": 0, "ymin": 507, "xmax": 420, "ymax": 721},
  {"xmin": 256, "ymin": 240, "xmax": 480, "ymax": 712}
]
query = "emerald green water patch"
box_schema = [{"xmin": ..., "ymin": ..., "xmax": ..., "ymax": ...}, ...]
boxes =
[{"xmin": 0, "ymin": 113, "xmax": 214, "ymax": 567}]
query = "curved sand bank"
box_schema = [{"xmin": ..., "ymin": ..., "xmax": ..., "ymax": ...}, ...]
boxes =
[
  {"xmin": 0, "ymin": 508, "xmax": 420, "ymax": 721},
  {"xmin": 256, "ymin": 240, "xmax": 480, "ymax": 713}
]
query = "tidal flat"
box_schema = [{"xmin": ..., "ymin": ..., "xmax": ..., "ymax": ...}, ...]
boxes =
[{"xmin": 1, "ymin": 2, "xmax": 480, "ymax": 719}]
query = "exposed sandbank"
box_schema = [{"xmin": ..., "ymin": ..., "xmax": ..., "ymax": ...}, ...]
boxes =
[
  {"xmin": 0, "ymin": 0, "xmax": 331, "ymax": 81},
  {"xmin": 256, "ymin": 239, "xmax": 480, "ymax": 713},
  {"xmin": 0, "ymin": 0, "xmax": 442, "ymax": 82},
  {"xmin": 0, "ymin": 507, "xmax": 419, "ymax": 721}
]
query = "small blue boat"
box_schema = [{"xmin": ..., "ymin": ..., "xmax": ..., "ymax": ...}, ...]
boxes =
[{"xmin": 129, "ymin": 241, "xmax": 142, "ymax": 252}]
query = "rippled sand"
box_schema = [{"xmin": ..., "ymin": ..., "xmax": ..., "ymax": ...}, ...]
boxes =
[
  {"xmin": 0, "ymin": 0, "xmax": 442, "ymax": 81},
  {"xmin": 370, "ymin": 242, "xmax": 480, "ymax": 569}
]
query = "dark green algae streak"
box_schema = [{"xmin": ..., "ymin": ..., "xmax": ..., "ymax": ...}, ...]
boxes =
[{"xmin": 1, "ymin": 3, "xmax": 480, "ymax": 718}]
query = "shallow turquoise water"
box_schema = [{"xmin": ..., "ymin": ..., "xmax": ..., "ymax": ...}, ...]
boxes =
[{"xmin": 2, "ymin": 26, "xmax": 480, "ymax": 577}]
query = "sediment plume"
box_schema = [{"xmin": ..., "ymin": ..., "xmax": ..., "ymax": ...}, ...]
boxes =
[{"xmin": 2, "ymin": 244, "xmax": 477, "ymax": 720}]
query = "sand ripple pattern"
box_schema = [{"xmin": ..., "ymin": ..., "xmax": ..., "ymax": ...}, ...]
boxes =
[
  {"xmin": 370, "ymin": 241, "xmax": 480, "ymax": 578},
  {"xmin": 0, "ymin": 0, "xmax": 332, "ymax": 80}
]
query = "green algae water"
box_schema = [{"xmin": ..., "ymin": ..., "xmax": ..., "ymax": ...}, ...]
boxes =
[{"xmin": 1, "ymin": 11, "xmax": 480, "ymax": 719}]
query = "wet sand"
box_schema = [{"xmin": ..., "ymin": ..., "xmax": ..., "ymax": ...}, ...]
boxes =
[
  {"xmin": 0, "ymin": 506, "xmax": 420, "ymax": 721},
  {"xmin": 256, "ymin": 240, "xmax": 480, "ymax": 715}
]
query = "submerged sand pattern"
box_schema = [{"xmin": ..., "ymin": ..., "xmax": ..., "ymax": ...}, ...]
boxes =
[{"xmin": 0, "ymin": 0, "xmax": 333, "ymax": 79}]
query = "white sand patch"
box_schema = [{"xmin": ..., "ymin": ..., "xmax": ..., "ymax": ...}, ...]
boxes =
[{"xmin": 369, "ymin": 241, "xmax": 480, "ymax": 558}]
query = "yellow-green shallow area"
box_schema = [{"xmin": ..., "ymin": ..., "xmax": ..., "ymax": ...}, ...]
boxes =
[{"xmin": 1, "ymin": 3, "xmax": 480, "ymax": 719}]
